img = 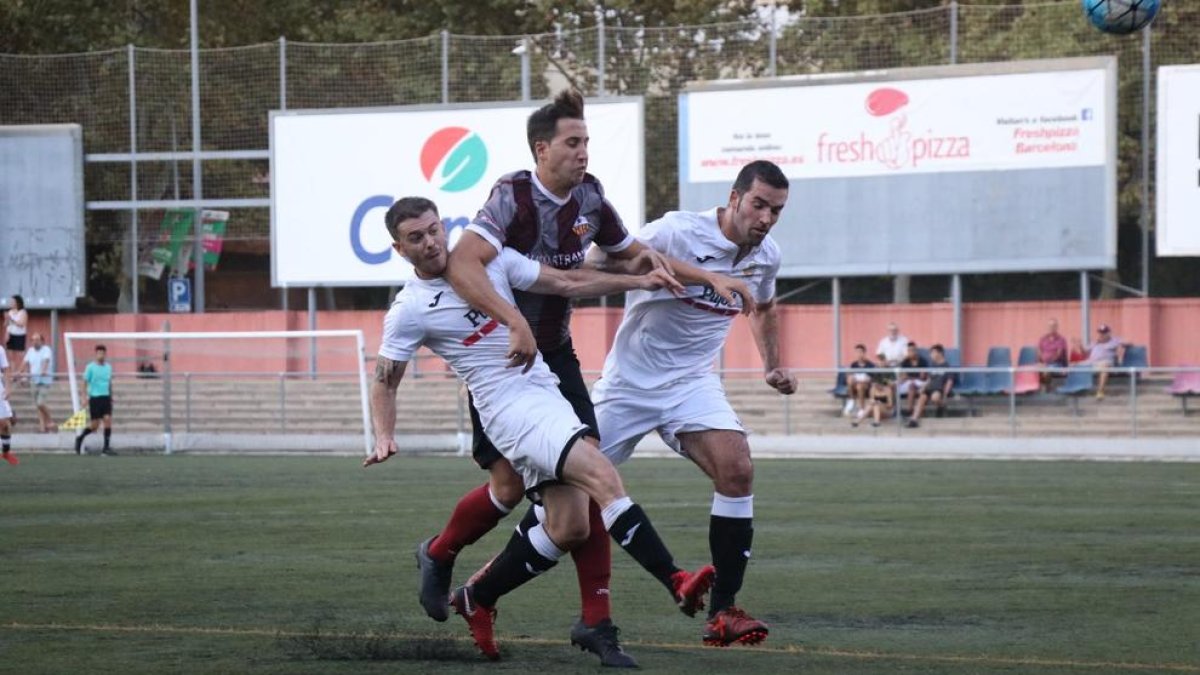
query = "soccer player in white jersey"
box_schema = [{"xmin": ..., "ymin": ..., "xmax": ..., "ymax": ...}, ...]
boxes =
[
  {"xmin": 0, "ymin": 346, "xmax": 15, "ymax": 465},
  {"xmin": 367, "ymin": 196, "xmax": 716, "ymax": 662},
  {"xmin": 587, "ymin": 160, "xmax": 798, "ymax": 647}
]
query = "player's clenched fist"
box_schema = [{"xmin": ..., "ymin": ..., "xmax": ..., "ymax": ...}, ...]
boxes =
[{"xmin": 765, "ymin": 368, "xmax": 797, "ymax": 395}]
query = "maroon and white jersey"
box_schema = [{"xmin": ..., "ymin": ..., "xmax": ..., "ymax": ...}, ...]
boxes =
[
  {"xmin": 597, "ymin": 207, "xmax": 780, "ymax": 391},
  {"xmin": 378, "ymin": 249, "xmax": 559, "ymax": 412},
  {"xmin": 468, "ymin": 170, "xmax": 634, "ymax": 350}
]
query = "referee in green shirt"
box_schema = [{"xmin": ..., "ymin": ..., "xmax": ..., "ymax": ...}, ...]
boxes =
[{"xmin": 75, "ymin": 345, "xmax": 116, "ymax": 456}]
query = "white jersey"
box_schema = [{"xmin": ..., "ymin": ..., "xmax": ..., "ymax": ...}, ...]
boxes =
[
  {"xmin": 378, "ymin": 248, "xmax": 559, "ymax": 416},
  {"xmin": 598, "ymin": 207, "xmax": 780, "ymax": 390},
  {"xmin": 0, "ymin": 349, "xmax": 8, "ymax": 398}
]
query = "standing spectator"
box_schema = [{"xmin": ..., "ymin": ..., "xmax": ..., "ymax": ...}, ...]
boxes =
[
  {"xmin": 4, "ymin": 295, "xmax": 28, "ymax": 394},
  {"xmin": 909, "ymin": 344, "xmax": 955, "ymax": 427},
  {"xmin": 75, "ymin": 345, "xmax": 116, "ymax": 456},
  {"xmin": 0, "ymin": 346, "xmax": 15, "ymax": 464},
  {"xmin": 1037, "ymin": 318, "xmax": 1069, "ymax": 392},
  {"xmin": 896, "ymin": 342, "xmax": 930, "ymax": 415},
  {"xmin": 875, "ymin": 322, "xmax": 908, "ymax": 366},
  {"xmin": 846, "ymin": 344, "xmax": 875, "ymax": 423},
  {"xmin": 1084, "ymin": 324, "xmax": 1126, "ymax": 400},
  {"xmin": 21, "ymin": 333, "xmax": 55, "ymax": 432}
]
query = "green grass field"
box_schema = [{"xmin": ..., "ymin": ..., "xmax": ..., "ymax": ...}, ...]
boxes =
[{"xmin": 2, "ymin": 455, "xmax": 1197, "ymax": 674}]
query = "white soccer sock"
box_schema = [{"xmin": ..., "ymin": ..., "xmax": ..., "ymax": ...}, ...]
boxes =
[
  {"xmin": 711, "ymin": 492, "xmax": 754, "ymax": 519},
  {"xmin": 527, "ymin": 523, "xmax": 567, "ymax": 561},
  {"xmin": 600, "ymin": 496, "xmax": 634, "ymax": 530},
  {"xmin": 487, "ymin": 486, "xmax": 513, "ymax": 514}
]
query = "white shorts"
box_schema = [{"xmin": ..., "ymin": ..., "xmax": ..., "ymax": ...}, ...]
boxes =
[
  {"xmin": 476, "ymin": 382, "xmax": 589, "ymax": 492},
  {"xmin": 897, "ymin": 379, "xmax": 927, "ymax": 396},
  {"xmin": 593, "ymin": 374, "xmax": 744, "ymax": 466},
  {"xmin": 0, "ymin": 399, "xmax": 11, "ymax": 420}
]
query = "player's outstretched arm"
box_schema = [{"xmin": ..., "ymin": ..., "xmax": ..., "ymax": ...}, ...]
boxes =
[
  {"xmin": 750, "ymin": 299, "xmax": 797, "ymax": 395},
  {"xmin": 365, "ymin": 355, "xmax": 408, "ymax": 467},
  {"xmin": 589, "ymin": 242, "xmax": 754, "ymax": 314},
  {"xmin": 528, "ymin": 265, "xmax": 683, "ymax": 299},
  {"xmin": 446, "ymin": 232, "xmax": 537, "ymax": 372}
]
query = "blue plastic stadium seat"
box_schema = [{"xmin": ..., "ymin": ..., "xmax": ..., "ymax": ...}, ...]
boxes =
[
  {"xmin": 985, "ymin": 346, "xmax": 1013, "ymax": 395},
  {"xmin": 944, "ymin": 347, "xmax": 962, "ymax": 386},
  {"xmin": 1120, "ymin": 345, "xmax": 1148, "ymax": 369},
  {"xmin": 1017, "ymin": 346, "xmax": 1038, "ymax": 366},
  {"xmin": 1058, "ymin": 366, "xmax": 1095, "ymax": 416}
]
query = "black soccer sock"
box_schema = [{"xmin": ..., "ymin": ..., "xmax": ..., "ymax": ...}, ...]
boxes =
[
  {"xmin": 505, "ymin": 504, "xmax": 543, "ymax": 548},
  {"xmin": 1, "ymin": 434, "xmax": 10, "ymax": 452},
  {"xmin": 603, "ymin": 498, "xmax": 679, "ymax": 591},
  {"xmin": 472, "ymin": 523, "xmax": 562, "ymax": 608},
  {"xmin": 708, "ymin": 493, "xmax": 756, "ymax": 617},
  {"xmin": 103, "ymin": 428, "xmax": 111, "ymax": 449}
]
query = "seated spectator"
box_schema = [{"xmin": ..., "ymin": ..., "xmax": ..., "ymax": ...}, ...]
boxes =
[
  {"xmin": 862, "ymin": 379, "xmax": 894, "ymax": 428},
  {"xmin": 1037, "ymin": 318, "xmax": 1069, "ymax": 392},
  {"xmin": 908, "ymin": 344, "xmax": 954, "ymax": 427},
  {"xmin": 1084, "ymin": 324, "xmax": 1126, "ymax": 400},
  {"xmin": 896, "ymin": 341, "xmax": 930, "ymax": 414},
  {"xmin": 846, "ymin": 344, "xmax": 875, "ymax": 421},
  {"xmin": 875, "ymin": 322, "xmax": 909, "ymax": 367}
]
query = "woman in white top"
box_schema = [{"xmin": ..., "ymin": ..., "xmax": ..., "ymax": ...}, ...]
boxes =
[{"xmin": 5, "ymin": 294, "xmax": 28, "ymax": 358}]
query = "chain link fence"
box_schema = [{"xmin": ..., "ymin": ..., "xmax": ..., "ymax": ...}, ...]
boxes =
[{"xmin": 0, "ymin": 1, "xmax": 1195, "ymax": 311}]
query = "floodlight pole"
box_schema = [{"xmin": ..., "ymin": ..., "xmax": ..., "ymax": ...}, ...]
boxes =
[
  {"xmin": 831, "ymin": 277, "xmax": 842, "ymax": 370},
  {"xmin": 1080, "ymin": 271, "xmax": 1091, "ymax": 340},
  {"xmin": 128, "ymin": 44, "xmax": 140, "ymax": 314},
  {"xmin": 189, "ymin": 0, "xmax": 205, "ymax": 313}
]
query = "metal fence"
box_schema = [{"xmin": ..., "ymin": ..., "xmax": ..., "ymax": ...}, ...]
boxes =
[{"xmin": 1, "ymin": 1, "xmax": 1196, "ymax": 312}]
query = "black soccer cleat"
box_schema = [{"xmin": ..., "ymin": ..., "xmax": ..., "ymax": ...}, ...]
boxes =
[
  {"xmin": 415, "ymin": 536, "xmax": 453, "ymax": 622},
  {"xmin": 570, "ymin": 618, "xmax": 639, "ymax": 668}
]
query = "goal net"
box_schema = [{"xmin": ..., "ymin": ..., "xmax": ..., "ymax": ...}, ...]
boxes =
[{"xmin": 62, "ymin": 330, "xmax": 370, "ymax": 456}]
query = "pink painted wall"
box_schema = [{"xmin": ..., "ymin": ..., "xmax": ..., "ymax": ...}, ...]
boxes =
[{"xmin": 19, "ymin": 297, "xmax": 1200, "ymax": 376}]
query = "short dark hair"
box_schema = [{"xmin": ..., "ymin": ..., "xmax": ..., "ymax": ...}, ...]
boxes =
[
  {"xmin": 854, "ymin": 343, "xmax": 866, "ymax": 351},
  {"xmin": 11, "ymin": 294, "xmax": 24, "ymax": 310},
  {"xmin": 95, "ymin": 344, "xmax": 107, "ymax": 353},
  {"xmin": 732, "ymin": 160, "xmax": 788, "ymax": 195},
  {"xmin": 906, "ymin": 341, "xmax": 917, "ymax": 348},
  {"xmin": 384, "ymin": 197, "xmax": 439, "ymax": 241},
  {"xmin": 930, "ymin": 344, "xmax": 945, "ymax": 355},
  {"xmin": 527, "ymin": 89, "xmax": 585, "ymax": 160}
]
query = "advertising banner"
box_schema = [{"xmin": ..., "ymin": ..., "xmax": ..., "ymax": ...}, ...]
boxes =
[
  {"xmin": 1156, "ymin": 64, "xmax": 1200, "ymax": 257},
  {"xmin": 271, "ymin": 98, "xmax": 644, "ymax": 286}
]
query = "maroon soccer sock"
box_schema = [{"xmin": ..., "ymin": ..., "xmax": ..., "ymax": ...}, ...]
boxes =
[
  {"xmin": 428, "ymin": 482, "xmax": 509, "ymax": 563},
  {"xmin": 572, "ymin": 499, "xmax": 613, "ymax": 626}
]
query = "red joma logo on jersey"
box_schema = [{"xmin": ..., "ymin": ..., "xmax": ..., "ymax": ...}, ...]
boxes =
[{"xmin": 462, "ymin": 319, "xmax": 500, "ymax": 346}]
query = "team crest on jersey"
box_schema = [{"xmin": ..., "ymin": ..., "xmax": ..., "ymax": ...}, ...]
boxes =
[{"xmin": 571, "ymin": 216, "xmax": 590, "ymax": 237}]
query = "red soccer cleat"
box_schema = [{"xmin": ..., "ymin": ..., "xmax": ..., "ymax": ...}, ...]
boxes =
[
  {"xmin": 450, "ymin": 585, "xmax": 500, "ymax": 661},
  {"xmin": 671, "ymin": 564, "xmax": 715, "ymax": 617},
  {"xmin": 702, "ymin": 606, "xmax": 769, "ymax": 647},
  {"xmin": 2, "ymin": 453, "xmax": 17, "ymax": 466}
]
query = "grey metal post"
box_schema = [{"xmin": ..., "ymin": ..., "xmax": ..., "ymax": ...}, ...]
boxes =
[
  {"xmin": 1140, "ymin": 27, "xmax": 1151, "ymax": 296},
  {"xmin": 162, "ymin": 320, "xmax": 173, "ymax": 453},
  {"xmin": 1130, "ymin": 367, "xmax": 1139, "ymax": 438},
  {"xmin": 50, "ymin": 310, "xmax": 58, "ymax": 368},
  {"xmin": 189, "ymin": 0, "xmax": 205, "ymax": 313},
  {"xmin": 831, "ymin": 277, "xmax": 842, "ymax": 369},
  {"xmin": 279, "ymin": 37, "xmax": 288, "ymax": 310},
  {"xmin": 951, "ymin": 274, "xmax": 963, "ymax": 349},
  {"xmin": 1080, "ymin": 271, "xmax": 1091, "ymax": 341},
  {"xmin": 767, "ymin": 4, "xmax": 777, "ymax": 77},
  {"xmin": 949, "ymin": 1, "xmax": 958, "ymax": 65},
  {"xmin": 596, "ymin": 9, "xmax": 606, "ymax": 96},
  {"xmin": 520, "ymin": 37, "xmax": 531, "ymax": 101},
  {"xmin": 441, "ymin": 30, "xmax": 450, "ymax": 104},
  {"xmin": 185, "ymin": 373, "xmax": 192, "ymax": 433},
  {"xmin": 279, "ymin": 373, "xmax": 287, "ymax": 433},
  {"xmin": 128, "ymin": 44, "xmax": 140, "ymax": 314},
  {"xmin": 308, "ymin": 287, "xmax": 317, "ymax": 376},
  {"xmin": 1009, "ymin": 367, "xmax": 1017, "ymax": 437}
]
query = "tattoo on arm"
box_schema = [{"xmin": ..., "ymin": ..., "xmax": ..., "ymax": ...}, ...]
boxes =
[{"xmin": 373, "ymin": 356, "xmax": 405, "ymax": 388}]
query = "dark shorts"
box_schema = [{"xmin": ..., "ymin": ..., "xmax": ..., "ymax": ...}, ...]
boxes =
[
  {"xmin": 88, "ymin": 395, "xmax": 113, "ymax": 420},
  {"xmin": 5, "ymin": 334, "xmax": 25, "ymax": 351},
  {"xmin": 469, "ymin": 338, "xmax": 599, "ymax": 470}
]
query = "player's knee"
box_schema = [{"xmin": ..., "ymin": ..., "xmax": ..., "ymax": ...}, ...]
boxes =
[
  {"xmin": 488, "ymin": 474, "xmax": 525, "ymax": 509},
  {"xmin": 544, "ymin": 514, "xmax": 589, "ymax": 550},
  {"xmin": 714, "ymin": 454, "xmax": 754, "ymax": 496}
]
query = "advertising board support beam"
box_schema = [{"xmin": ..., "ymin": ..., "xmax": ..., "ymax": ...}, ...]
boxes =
[
  {"xmin": 951, "ymin": 274, "xmax": 962, "ymax": 350},
  {"xmin": 441, "ymin": 31, "xmax": 449, "ymax": 104},
  {"xmin": 128, "ymin": 44, "xmax": 139, "ymax": 314},
  {"xmin": 280, "ymin": 36, "xmax": 288, "ymax": 311},
  {"xmin": 189, "ymin": 0, "xmax": 205, "ymax": 313},
  {"xmin": 831, "ymin": 277, "xmax": 841, "ymax": 370},
  {"xmin": 308, "ymin": 287, "xmax": 317, "ymax": 377},
  {"xmin": 1140, "ymin": 28, "xmax": 1151, "ymax": 296},
  {"xmin": 1080, "ymin": 271, "xmax": 1091, "ymax": 340}
]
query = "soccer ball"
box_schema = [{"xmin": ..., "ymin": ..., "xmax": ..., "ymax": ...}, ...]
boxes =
[{"xmin": 1083, "ymin": 0, "xmax": 1161, "ymax": 35}]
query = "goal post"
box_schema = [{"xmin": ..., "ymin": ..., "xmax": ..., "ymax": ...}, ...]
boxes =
[{"xmin": 63, "ymin": 330, "xmax": 371, "ymax": 456}]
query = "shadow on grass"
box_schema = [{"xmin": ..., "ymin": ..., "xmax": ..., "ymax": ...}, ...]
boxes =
[{"xmin": 280, "ymin": 619, "xmax": 479, "ymax": 662}]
